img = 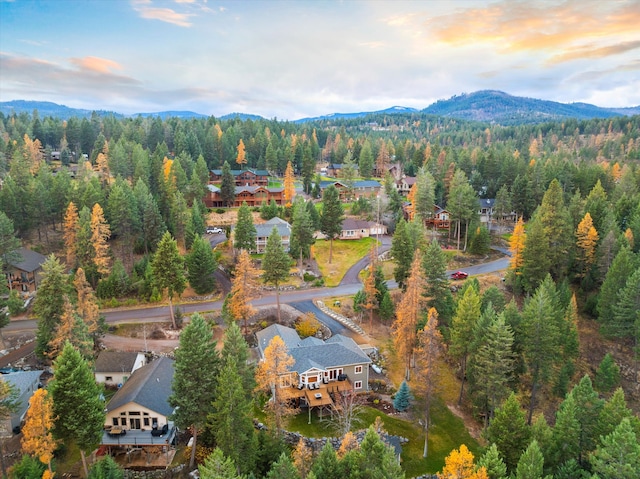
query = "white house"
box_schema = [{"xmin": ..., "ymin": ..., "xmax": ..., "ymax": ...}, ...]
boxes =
[{"xmin": 94, "ymin": 351, "xmax": 147, "ymax": 387}]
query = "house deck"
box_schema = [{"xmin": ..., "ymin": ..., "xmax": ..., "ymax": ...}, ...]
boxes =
[{"xmin": 100, "ymin": 427, "xmax": 176, "ymax": 447}]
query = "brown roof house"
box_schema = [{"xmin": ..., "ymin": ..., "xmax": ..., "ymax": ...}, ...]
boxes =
[
  {"xmin": 94, "ymin": 351, "xmax": 147, "ymax": 387},
  {"xmin": 4, "ymin": 247, "xmax": 47, "ymax": 293}
]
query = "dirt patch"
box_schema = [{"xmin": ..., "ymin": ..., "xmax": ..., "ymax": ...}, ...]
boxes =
[{"xmin": 446, "ymin": 404, "xmax": 483, "ymax": 440}]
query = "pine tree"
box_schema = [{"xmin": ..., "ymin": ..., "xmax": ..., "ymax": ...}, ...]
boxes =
[
  {"xmin": 311, "ymin": 441, "xmax": 340, "ymax": 479},
  {"xmin": 612, "ymin": 268, "xmax": 640, "ymax": 342},
  {"xmin": 538, "ymin": 179, "xmax": 573, "ymax": 280},
  {"xmin": 262, "ymin": 227, "xmax": 291, "ymax": 322},
  {"xmin": 199, "ymin": 448, "xmax": 242, "ymax": 479},
  {"xmin": 220, "ymin": 161, "xmax": 236, "ymax": 208},
  {"xmin": 484, "ymin": 393, "xmax": 531, "ymax": 474},
  {"xmin": 34, "ymin": 254, "xmax": 71, "ymax": 359},
  {"xmin": 414, "ymin": 168, "xmax": 436, "ymax": 225},
  {"xmin": 337, "ymin": 431, "xmax": 359, "ymax": 459},
  {"xmin": 393, "ymin": 253, "xmax": 425, "ymax": 380},
  {"xmin": 520, "ymin": 218, "xmax": 551, "ymax": 293},
  {"xmin": 320, "ymin": 185, "xmax": 344, "ymax": 263},
  {"xmin": 358, "ymin": 140, "xmax": 374, "ymax": 179},
  {"xmin": 50, "ymin": 343, "xmax": 105, "ymax": 477},
  {"xmin": 393, "ymin": 381, "xmax": 412, "ymax": 412},
  {"xmin": 48, "ymin": 296, "xmax": 91, "ymax": 361},
  {"xmin": 151, "ymin": 231, "xmax": 186, "ymax": 329},
  {"xmin": 356, "ymin": 426, "xmax": 405, "ymax": 479},
  {"xmin": 255, "ymin": 336, "xmax": 295, "ymax": 434},
  {"xmin": 391, "ymin": 219, "xmax": 414, "ymax": 289},
  {"xmin": 289, "ymin": 197, "xmax": 315, "ymax": 275},
  {"xmin": 74, "ymin": 267, "xmax": 101, "ymax": 346},
  {"xmin": 283, "ymin": 161, "xmax": 295, "ymax": 206},
  {"xmin": 422, "ymin": 238, "xmax": 455, "ymax": 325},
  {"xmin": 569, "ymin": 375, "xmax": 604, "ymax": 465},
  {"xmin": 598, "ymin": 247, "xmax": 639, "ymax": 333},
  {"xmin": 186, "ymin": 235, "xmax": 217, "ymax": 295},
  {"xmin": 379, "ymin": 291, "xmax": 395, "ymax": 322},
  {"xmin": 90, "ymin": 203, "xmax": 111, "ymax": 276},
  {"xmin": 292, "ymin": 438, "xmax": 312, "ymax": 479},
  {"xmin": 234, "ymin": 202, "xmax": 257, "ymax": 253},
  {"xmin": 266, "ymin": 451, "xmax": 300, "ymax": 479},
  {"xmin": 551, "ymin": 393, "xmax": 580, "ymax": 467},
  {"xmin": 595, "ymin": 353, "xmax": 620, "ymax": 393},
  {"xmin": 63, "ymin": 201, "xmax": 79, "ymax": 269},
  {"xmin": 598, "ymin": 387, "xmax": 640, "ymax": 440},
  {"xmin": 228, "ymin": 250, "xmax": 259, "ymax": 334},
  {"xmin": 21, "ymin": 389, "xmax": 57, "ymax": 475},
  {"xmin": 515, "ymin": 440, "xmax": 545, "ymax": 479},
  {"xmin": 477, "ymin": 444, "xmax": 508, "ymax": 479},
  {"xmin": 450, "ymin": 286, "xmax": 482, "ymax": 405},
  {"xmin": 447, "ymin": 169, "xmax": 478, "ymax": 251},
  {"xmin": 170, "ymin": 313, "xmax": 220, "ymax": 469},
  {"xmin": 589, "ymin": 418, "xmax": 640, "ymax": 479},
  {"xmin": 88, "ymin": 456, "xmax": 124, "ymax": 479}
]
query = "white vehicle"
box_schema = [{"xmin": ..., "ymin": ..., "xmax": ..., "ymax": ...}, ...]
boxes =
[{"xmin": 206, "ymin": 226, "xmax": 223, "ymax": 234}]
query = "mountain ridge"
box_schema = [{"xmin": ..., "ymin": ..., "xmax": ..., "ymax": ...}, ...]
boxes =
[{"xmin": 1, "ymin": 91, "xmax": 638, "ymax": 125}]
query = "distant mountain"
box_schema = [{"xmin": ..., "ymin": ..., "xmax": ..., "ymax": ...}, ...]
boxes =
[
  {"xmin": 219, "ymin": 112, "xmax": 264, "ymax": 121},
  {"xmin": 422, "ymin": 90, "xmax": 635, "ymax": 124},
  {"xmin": 295, "ymin": 106, "xmax": 418, "ymax": 123},
  {"xmin": 0, "ymin": 100, "xmax": 123, "ymax": 119},
  {"xmin": 134, "ymin": 111, "xmax": 209, "ymax": 119}
]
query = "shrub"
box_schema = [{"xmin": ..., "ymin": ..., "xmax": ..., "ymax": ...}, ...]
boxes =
[
  {"xmin": 7, "ymin": 290, "xmax": 25, "ymax": 316},
  {"xmin": 295, "ymin": 312, "xmax": 321, "ymax": 338},
  {"xmin": 215, "ymin": 208, "xmax": 225, "ymax": 214}
]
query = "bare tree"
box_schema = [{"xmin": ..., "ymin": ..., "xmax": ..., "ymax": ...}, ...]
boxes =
[{"xmin": 331, "ymin": 390, "xmax": 366, "ymax": 436}]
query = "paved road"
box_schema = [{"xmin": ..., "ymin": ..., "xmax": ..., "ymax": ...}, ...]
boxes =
[
  {"xmin": 4, "ymin": 242, "xmax": 509, "ymax": 333},
  {"xmin": 288, "ymin": 300, "xmax": 348, "ymax": 335}
]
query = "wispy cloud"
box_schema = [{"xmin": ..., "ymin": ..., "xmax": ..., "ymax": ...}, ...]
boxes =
[
  {"xmin": 428, "ymin": 0, "xmax": 640, "ymax": 60},
  {"xmin": 69, "ymin": 56, "xmax": 123, "ymax": 74},
  {"xmin": 131, "ymin": 0, "xmax": 193, "ymax": 27},
  {"xmin": 548, "ymin": 40, "xmax": 640, "ymax": 64}
]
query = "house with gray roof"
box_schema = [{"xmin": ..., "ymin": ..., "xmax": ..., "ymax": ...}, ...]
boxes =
[
  {"xmin": 94, "ymin": 351, "xmax": 147, "ymax": 387},
  {"xmin": 256, "ymin": 324, "xmax": 371, "ymax": 393},
  {"xmin": 254, "ymin": 217, "xmax": 291, "ymax": 254},
  {"xmin": 4, "ymin": 247, "xmax": 47, "ymax": 292},
  {"xmin": 104, "ymin": 357, "xmax": 174, "ymax": 434},
  {"xmin": 1, "ymin": 370, "xmax": 43, "ymax": 436}
]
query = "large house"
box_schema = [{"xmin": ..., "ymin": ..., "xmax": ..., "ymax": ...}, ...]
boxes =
[
  {"xmin": 209, "ymin": 168, "xmax": 269, "ymax": 187},
  {"xmin": 338, "ymin": 219, "xmax": 387, "ymax": 240},
  {"xmin": 395, "ymin": 176, "xmax": 416, "ymax": 196},
  {"xmin": 256, "ymin": 324, "xmax": 372, "ymax": 397},
  {"xmin": 254, "ymin": 217, "xmax": 292, "ymax": 254},
  {"xmin": 94, "ymin": 351, "xmax": 147, "ymax": 387},
  {"xmin": 478, "ymin": 198, "xmax": 517, "ymax": 226},
  {"xmin": 103, "ymin": 357, "xmax": 175, "ymax": 438},
  {"xmin": 0, "ymin": 371, "xmax": 43, "ymax": 436},
  {"xmin": 318, "ymin": 180, "xmax": 381, "ymax": 201},
  {"xmin": 203, "ymin": 184, "xmax": 284, "ymax": 208},
  {"xmin": 4, "ymin": 247, "xmax": 47, "ymax": 292}
]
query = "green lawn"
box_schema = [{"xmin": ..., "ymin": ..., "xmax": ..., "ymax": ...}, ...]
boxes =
[
  {"xmin": 284, "ymin": 401, "xmax": 479, "ymax": 477},
  {"xmin": 313, "ymin": 237, "xmax": 377, "ymax": 286}
]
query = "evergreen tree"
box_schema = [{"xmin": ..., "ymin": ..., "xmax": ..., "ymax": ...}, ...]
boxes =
[
  {"xmin": 234, "ymin": 202, "xmax": 257, "ymax": 253},
  {"xmin": 477, "ymin": 443, "xmax": 508, "ymax": 479},
  {"xmin": 185, "ymin": 199, "xmax": 206, "ymax": 250},
  {"xmin": 262, "ymin": 227, "xmax": 291, "ymax": 322},
  {"xmin": 311, "ymin": 442, "xmax": 340, "ymax": 479},
  {"xmin": 612, "ymin": 267, "xmax": 640, "ymax": 341},
  {"xmin": 422, "ymin": 238, "xmax": 455, "ymax": 325},
  {"xmin": 170, "ymin": 313, "xmax": 220, "ymax": 469},
  {"xmin": 266, "ymin": 452, "xmax": 300, "ymax": 479},
  {"xmin": 569, "ymin": 375, "xmax": 604, "ymax": 466},
  {"xmin": 220, "ymin": 161, "xmax": 236, "ymax": 208},
  {"xmin": 520, "ymin": 218, "xmax": 551, "ymax": 293},
  {"xmin": 393, "ymin": 381, "xmax": 412, "ymax": 412},
  {"xmin": 289, "ymin": 197, "xmax": 315, "ymax": 273},
  {"xmin": 358, "ymin": 140, "xmax": 374, "ymax": 179},
  {"xmin": 199, "ymin": 448, "xmax": 242, "ymax": 479},
  {"xmin": 34, "ymin": 254, "xmax": 71, "ymax": 359},
  {"xmin": 391, "ymin": 219, "xmax": 413, "ymax": 289},
  {"xmin": 320, "ymin": 185, "xmax": 344, "ymax": 263},
  {"xmin": 356, "ymin": 426, "xmax": 405, "ymax": 479},
  {"xmin": 151, "ymin": 232, "xmax": 186, "ymax": 329},
  {"xmin": 538, "ymin": 179, "xmax": 573, "ymax": 281},
  {"xmin": 88, "ymin": 456, "xmax": 124, "ymax": 479},
  {"xmin": 260, "ymin": 198, "xmax": 280, "ymax": 220},
  {"xmin": 50, "ymin": 343, "xmax": 105, "ymax": 477},
  {"xmin": 551, "ymin": 393, "xmax": 580, "ymax": 468},
  {"xmin": 379, "ymin": 291, "xmax": 395, "ymax": 322},
  {"xmin": 598, "ymin": 387, "xmax": 640, "ymax": 440},
  {"xmin": 515, "ymin": 440, "xmax": 546, "ymax": 479},
  {"xmin": 597, "ymin": 246, "xmax": 638, "ymax": 333},
  {"xmin": 305, "ymin": 199, "xmax": 320, "ymax": 230},
  {"xmin": 484, "ymin": 393, "xmax": 531, "ymax": 474},
  {"xmin": 594, "ymin": 353, "xmax": 620, "ymax": 393},
  {"xmin": 590, "ymin": 418, "xmax": 640, "ymax": 479},
  {"xmin": 186, "ymin": 235, "xmax": 217, "ymax": 295}
]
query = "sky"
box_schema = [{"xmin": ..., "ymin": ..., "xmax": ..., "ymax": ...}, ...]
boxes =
[{"xmin": 1, "ymin": 0, "xmax": 639, "ymax": 121}]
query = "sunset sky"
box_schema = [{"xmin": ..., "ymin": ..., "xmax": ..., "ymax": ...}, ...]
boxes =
[{"xmin": 1, "ymin": 0, "xmax": 638, "ymax": 120}]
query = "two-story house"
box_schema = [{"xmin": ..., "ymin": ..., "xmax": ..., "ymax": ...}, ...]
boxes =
[{"xmin": 253, "ymin": 217, "xmax": 292, "ymax": 254}]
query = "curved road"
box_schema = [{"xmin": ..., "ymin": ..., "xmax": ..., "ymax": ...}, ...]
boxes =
[{"xmin": 4, "ymin": 240, "xmax": 509, "ymax": 334}]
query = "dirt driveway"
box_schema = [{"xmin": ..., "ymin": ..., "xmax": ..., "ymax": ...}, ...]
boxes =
[{"xmin": 100, "ymin": 333, "xmax": 180, "ymax": 353}]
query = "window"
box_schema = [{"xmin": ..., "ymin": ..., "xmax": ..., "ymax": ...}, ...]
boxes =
[
  {"xmin": 112, "ymin": 418, "xmax": 119, "ymax": 426},
  {"xmin": 143, "ymin": 418, "xmax": 150, "ymax": 426},
  {"xmin": 354, "ymin": 381, "xmax": 363, "ymax": 390},
  {"xmin": 355, "ymin": 366, "xmax": 362, "ymax": 374}
]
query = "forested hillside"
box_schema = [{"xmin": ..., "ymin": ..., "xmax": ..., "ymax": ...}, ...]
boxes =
[{"xmin": 1, "ymin": 107, "xmax": 639, "ymax": 478}]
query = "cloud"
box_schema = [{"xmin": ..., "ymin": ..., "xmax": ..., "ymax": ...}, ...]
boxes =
[
  {"xmin": 69, "ymin": 56, "xmax": 123, "ymax": 74},
  {"xmin": 131, "ymin": 0, "xmax": 193, "ymax": 27},
  {"xmin": 428, "ymin": 0, "xmax": 640, "ymax": 58},
  {"xmin": 548, "ymin": 40, "xmax": 640, "ymax": 64}
]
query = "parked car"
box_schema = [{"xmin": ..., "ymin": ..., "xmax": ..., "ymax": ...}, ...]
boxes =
[
  {"xmin": 451, "ymin": 271, "xmax": 469, "ymax": 280},
  {"xmin": 206, "ymin": 226, "xmax": 223, "ymax": 234}
]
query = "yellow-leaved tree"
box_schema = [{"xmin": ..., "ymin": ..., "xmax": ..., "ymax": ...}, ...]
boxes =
[
  {"xmin": 228, "ymin": 250, "xmax": 259, "ymax": 335},
  {"xmin": 283, "ymin": 161, "xmax": 295, "ymax": 206},
  {"xmin": 22, "ymin": 134, "xmax": 43, "ymax": 174},
  {"xmin": 255, "ymin": 335, "xmax": 295, "ymax": 434},
  {"xmin": 74, "ymin": 267, "xmax": 100, "ymax": 345},
  {"xmin": 21, "ymin": 388, "xmax": 57, "ymax": 476},
  {"xmin": 292, "ymin": 437, "xmax": 312, "ymax": 479},
  {"xmin": 575, "ymin": 212, "xmax": 599, "ymax": 279},
  {"xmin": 90, "ymin": 203, "xmax": 111, "ymax": 276},
  {"xmin": 337, "ymin": 431, "xmax": 359, "ymax": 458},
  {"xmin": 393, "ymin": 252, "xmax": 425, "ymax": 380},
  {"xmin": 63, "ymin": 202, "xmax": 79, "ymax": 270},
  {"xmin": 509, "ymin": 217, "xmax": 526, "ymax": 275},
  {"xmin": 47, "ymin": 297, "xmax": 91, "ymax": 361},
  {"xmin": 438, "ymin": 444, "xmax": 488, "ymax": 479},
  {"xmin": 236, "ymin": 139, "xmax": 247, "ymax": 166}
]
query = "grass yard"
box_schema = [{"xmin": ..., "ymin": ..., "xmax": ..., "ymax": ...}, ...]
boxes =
[{"xmin": 313, "ymin": 237, "xmax": 377, "ymax": 286}]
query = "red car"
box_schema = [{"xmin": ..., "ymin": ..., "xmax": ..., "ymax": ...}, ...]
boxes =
[{"xmin": 451, "ymin": 271, "xmax": 469, "ymax": 280}]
